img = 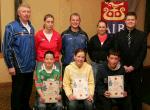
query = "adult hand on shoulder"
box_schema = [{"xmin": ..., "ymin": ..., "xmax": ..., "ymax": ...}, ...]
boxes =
[
  {"xmin": 104, "ymin": 91, "xmax": 111, "ymax": 98},
  {"xmin": 8, "ymin": 67, "xmax": 16, "ymax": 76},
  {"xmin": 68, "ymin": 94, "xmax": 76, "ymax": 101}
]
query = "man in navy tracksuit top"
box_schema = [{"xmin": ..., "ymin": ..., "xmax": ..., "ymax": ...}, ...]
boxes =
[
  {"xmin": 61, "ymin": 13, "xmax": 88, "ymax": 72},
  {"xmin": 2, "ymin": 3, "xmax": 35, "ymax": 110}
]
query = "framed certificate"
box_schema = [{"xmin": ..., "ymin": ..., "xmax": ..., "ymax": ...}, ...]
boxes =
[
  {"xmin": 108, "ymin": 75, "xmax": 124, "ymax": 98},
  {"xmin": 42, "ymin": 79, "xmax": 60, "ymax": 103},
  {"xmin": 73, "ymin": 78, "xmax": 89, "ymax": 100}
]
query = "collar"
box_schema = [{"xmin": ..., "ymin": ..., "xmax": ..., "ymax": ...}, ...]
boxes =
[
  {"xmin": 124, "ymin": 28, "xmax": 136, "ymax": 33},
  {"xmin": 41, "ymin": 63, "xmax": 56, "ymax": 73},
  {"xmin": 67, "ymin": 26, "xmax": 84, "ymax": 34},
  {"xmin": 16, "ymin": 18, "xmax": 32, "ymax": 27},
  {"xmin": 108, "ymin": 62, "xmax": 121, "ymax": 71}
]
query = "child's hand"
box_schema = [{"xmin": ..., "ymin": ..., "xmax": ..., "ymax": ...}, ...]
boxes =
[
  {"xmin": 68, "ymin": 94, "xmax": 76, "ymax": 101},
  {"xmin": 40, "ymin": 96, "xmax": 45, "ymax": 103},
  {"xmin": 123, "ymin": 91, "xmax": 127, "ymax": 97},
  {"xmin": 87, "ymin": 95, "xmax": 93, "ymax": 102},
  {"xmin": 59, "ymin": 82, "xmax": 63, "ymax": 88},
  {"xmin": 56, "ymin": 95, "xmax": 61, "ymax": 101},
  {"xmin": 104, "ymin": 91, "xmax": 111, "ymax": 98}
]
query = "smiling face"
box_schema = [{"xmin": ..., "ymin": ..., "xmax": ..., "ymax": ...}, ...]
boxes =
[
  {"xmin": 74, "ymin": 51, "xmax": 86, "ymax": 68},
  {"xmin": 70, "ymin": 15, "xmax": 81, "ymax": 31},
  {"xmin": 18, "ymin": 6, "xmax": 31, "ymax": 23},
  {"xmin": 44, "ymin": 17, "xmax": 54, "ymax": 31},
  {"xmin": 125, "ymin": 15, "xmax": 137, "ymax": 30},
  {"xmin": 107, "ymin": 55, "xmax": 120, "ymax": 69},
  {"xmin": 44, "ymin": 53, "xmax": 55, "ymax": 68},
  {"xmin": 97, "ymin": 21, "xmax": 107, "ymax": 35}
]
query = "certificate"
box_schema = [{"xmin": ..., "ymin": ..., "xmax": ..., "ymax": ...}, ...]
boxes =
[
  {"xmin": 108, "ymin": 75, "xmax": 124, "ymax": 98},
  {"xmin": 73, "ymin": 78, "xmax": 88, "ymax": 100},
  {"xmin": 42, "ymin": 79, "xmax": 60, "ymax": 103}
]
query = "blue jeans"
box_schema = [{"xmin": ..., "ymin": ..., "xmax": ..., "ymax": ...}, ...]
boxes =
[
  {"xmin": 91, "ymin": 62, "xmax": 103, "ymax": 82},
  {"xmin": 34, "ymin": 95, "xmax": 63, "ymax": 110},
  {"xmin": 68, "ymin": 100, "xmax": 93, "ymax": 110}
]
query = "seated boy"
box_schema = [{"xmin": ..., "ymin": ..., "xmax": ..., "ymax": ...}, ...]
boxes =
[
  {"xmin": 95, "ymin": 49, "xmax": 132, "ymax": 110},
  {"xmin": 34, "ymin": 51, "xmax": 63, "ymax": 110}
]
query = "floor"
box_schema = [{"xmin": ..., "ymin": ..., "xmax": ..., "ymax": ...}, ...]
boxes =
[
  {"xmin": 0, "ymin": 83, "xmax": 36, "ymax": 110},
  {"xmin": 1, "ymin": 84, "xmax": 150, "ymax": 110}
]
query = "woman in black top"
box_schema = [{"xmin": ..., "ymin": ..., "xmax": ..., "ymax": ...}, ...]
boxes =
[{"xmin": 88, "ymin": 20, "xmax": 114, "ymax": 81}]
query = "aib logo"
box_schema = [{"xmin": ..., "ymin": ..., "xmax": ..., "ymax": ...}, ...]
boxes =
[
  {"xmin": 101, "ymin": 2, "xmax": 128, "ymax": 21},
  {"xmin": 101, "ymin": 2, "xmax": 128, "ymax": 34}
]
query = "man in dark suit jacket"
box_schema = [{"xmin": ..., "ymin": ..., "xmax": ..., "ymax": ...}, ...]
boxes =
[{"xmin": 115, "ymin": 12, "xmax": 147, "ymax": 110}]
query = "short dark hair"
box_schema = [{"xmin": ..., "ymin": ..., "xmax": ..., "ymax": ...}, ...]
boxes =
[
  {"xmin": 70, "ymin": 12, "xmax": 81, "ymax": 20},
  {"xmin": 125, "ymin": 12, "xmax": 137, "ymax": 19},
  {"xmin": 44, "ymin": 51, "xmax": 54, "ymax": 58},
  {"xmin": 107, "ymin": 49, "xmax": 120, "ymax": 57},
  {"xmin": 97, "ymin": 20, "xmax": 107, "ymax": 27}
]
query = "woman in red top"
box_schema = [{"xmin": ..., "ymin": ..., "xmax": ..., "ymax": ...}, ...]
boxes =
[{"xmin": 35, "ymin": 14, "xmax": 62, "ymax": 69}]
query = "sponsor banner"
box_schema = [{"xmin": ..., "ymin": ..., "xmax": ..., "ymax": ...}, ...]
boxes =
[{"xmin": 101, "ymin": 2, "xmax": 128, "ymax": 33}]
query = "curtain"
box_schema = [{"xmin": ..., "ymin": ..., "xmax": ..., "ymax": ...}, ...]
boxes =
[
  {"xmin": 15, "ymin": 0, "xmax": 22, "ymax": 19},
  {"xmin": 144, "ymin": 0, "xmax": 150, "ymax": 33}
]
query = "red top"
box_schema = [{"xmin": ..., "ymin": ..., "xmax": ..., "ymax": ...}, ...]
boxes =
[
  {"xmin": 98, "ymin": 34, "xmax": 107, "ymax": 44},
  {"xmin": 35, "ymin": 29, "xmax": 62, "ymax": 62}
]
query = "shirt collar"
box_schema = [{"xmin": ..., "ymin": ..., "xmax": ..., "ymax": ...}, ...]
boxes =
[
  {"xmin": 41, "ymin": 63, "xmax": 56, "ymax": 73},
  {"xmin": 125, "ymin": 28, "xmax": 136, "ymax": 33},
  {"xmin": 16, "ymin": 18, "xmax": 31, "ymax": 27}
]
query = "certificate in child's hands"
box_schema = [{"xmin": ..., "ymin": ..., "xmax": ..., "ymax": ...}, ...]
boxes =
[
  {"xmin": 73, "ymin": 78, "xmax": 88, "ymax": 100},
  {"xmin": 108, "ymin": 75, "xmax": 124, "ymax": 98},
  {"xmin": 42, "ymin": 79, "xmax": 60, "ymax": 103}
]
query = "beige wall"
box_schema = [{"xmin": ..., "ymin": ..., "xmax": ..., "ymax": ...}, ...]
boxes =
[
  {"xmin": 0, "ymin": 0, "xmax": 14, "ymax": 83},
  {"xmin": 1, "ymin": 0, "xmax": 15, "ymax": 39},
  {"xmin": 0, "ymin": 59, "xmax": 11, "ymax": 82},
  {"xmin": 24, "ymin": 0, "xmax": 101, "ymax": 37},
  {"xmin": 0, "ymin": 0, "xmax": 149, "ymax": 83}
]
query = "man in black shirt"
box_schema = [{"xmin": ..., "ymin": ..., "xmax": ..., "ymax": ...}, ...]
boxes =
[{"xmin": 115, "ymin": 12, "xmax": 147, "ymax": 110}]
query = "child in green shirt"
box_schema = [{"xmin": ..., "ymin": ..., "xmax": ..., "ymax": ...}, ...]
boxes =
[{"xmin": 34, "ymin": 51, "xmax": 63, "ymax": 110}]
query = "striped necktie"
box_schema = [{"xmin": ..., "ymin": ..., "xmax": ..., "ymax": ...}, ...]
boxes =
[{"xmin": 128, "ymin": 31, "xmax": 131, "ymax": 48}]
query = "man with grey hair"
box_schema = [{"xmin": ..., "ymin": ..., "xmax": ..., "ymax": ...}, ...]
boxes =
[{"xmin": 2, "ymin": 2, "xmax": 35, "ymax": 110}]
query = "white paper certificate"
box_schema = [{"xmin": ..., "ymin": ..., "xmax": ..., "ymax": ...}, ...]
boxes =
[
  {"xmin": 73, "ymin": 78, "xmax": 88, "ymax": 100},
  {"xmin": 108, "ymin": 75, "xmax": 124, "ymax": 98},
  {"xmin": 42, "ymin": 79, "xmax": 60, "ymax": 103}
]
